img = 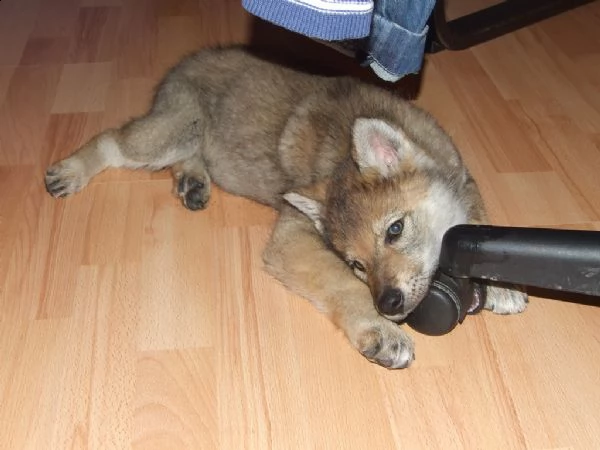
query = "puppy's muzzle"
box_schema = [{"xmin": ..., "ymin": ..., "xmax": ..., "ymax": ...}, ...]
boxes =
[{"xmin": 376, "ymin": 288, "xmax": 404, "ymax": 316}]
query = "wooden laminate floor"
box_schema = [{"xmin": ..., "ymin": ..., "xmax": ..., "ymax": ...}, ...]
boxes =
[{"xmin": 1, "ymin": 0, "xmax": 599, "ymax": 449}]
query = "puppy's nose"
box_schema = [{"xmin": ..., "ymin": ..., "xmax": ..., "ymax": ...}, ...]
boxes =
[{"xmin": 377, "ymin": 288, "xmax": 405, "ymax": 315}]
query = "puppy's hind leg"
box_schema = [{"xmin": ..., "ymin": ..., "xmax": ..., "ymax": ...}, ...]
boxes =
[
  {"xmin": 171, "ymin": 153, "xmax": 211, "ymax": 211},
  {"xmin": 45, "ymin": 111, "xmax": 198, "ymax": 198}
]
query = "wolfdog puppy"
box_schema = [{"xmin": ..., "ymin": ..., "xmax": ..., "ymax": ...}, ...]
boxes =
[{"xmin": 45, "ymin": 47, "xmax": 527, "ymax": 368}]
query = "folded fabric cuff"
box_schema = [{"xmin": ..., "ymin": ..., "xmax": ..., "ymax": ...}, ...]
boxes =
[
  {"xmin": 365, "ymin": 14, "xmax": 429, "ymax": 81},
  {"xmin": 242, "ymin": 0, "xmax": 374, "ymax": 41}
]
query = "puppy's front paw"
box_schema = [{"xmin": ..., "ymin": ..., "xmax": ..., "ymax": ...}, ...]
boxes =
[
  {"xmin": 45, "ymin": 159, "xmax": 89, "ymax": 198},
  {"xmin": 485, "ymin": 284, "xmax": 528, "ymax": 315},
  {"xmin": 353, "ymin": 319, "xmax": 415, "ymax": 369}
]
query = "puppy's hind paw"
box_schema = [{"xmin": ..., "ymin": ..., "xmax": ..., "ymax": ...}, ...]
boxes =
[
  {"xmin": 354, "ymin": 319, "xmax": 415, "ymax": 369},
  {"xmin": 176, "ymin": 175, "xmax": 210, "ymax": 211},
  {"xmin": 485, "ymin": 284, "xmax": 528, "ymax": 315},
  {"xmin": 45, "ymin": 159, "xmax": 89, "ymax": 198}
]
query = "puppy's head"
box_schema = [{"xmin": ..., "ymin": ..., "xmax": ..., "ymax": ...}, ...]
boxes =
[{"xmin": 284, "ymin": 118, "xmax": 469, "ymax": 321}]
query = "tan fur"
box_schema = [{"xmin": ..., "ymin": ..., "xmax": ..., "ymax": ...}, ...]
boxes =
[{"xmin": 45, "ymin": 46, "xmax": 527, "ymax": 369}]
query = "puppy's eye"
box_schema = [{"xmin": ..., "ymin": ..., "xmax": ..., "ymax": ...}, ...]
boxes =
[
  {"xmin": 386, "ymin": 219, "xmax": 404, "ymax": 243},
  {"xmin": 349, "ymin": 260, "xmax": 366, "ymax": 272}
]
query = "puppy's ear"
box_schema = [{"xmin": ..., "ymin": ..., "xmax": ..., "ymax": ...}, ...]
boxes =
[
  {"xmin": 283, "ymin": 183, "xmax": 327, "ymax": 234},
  {"xmin": 352, "ymin": 118, "xmax": 426, "ymax": 178}
]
